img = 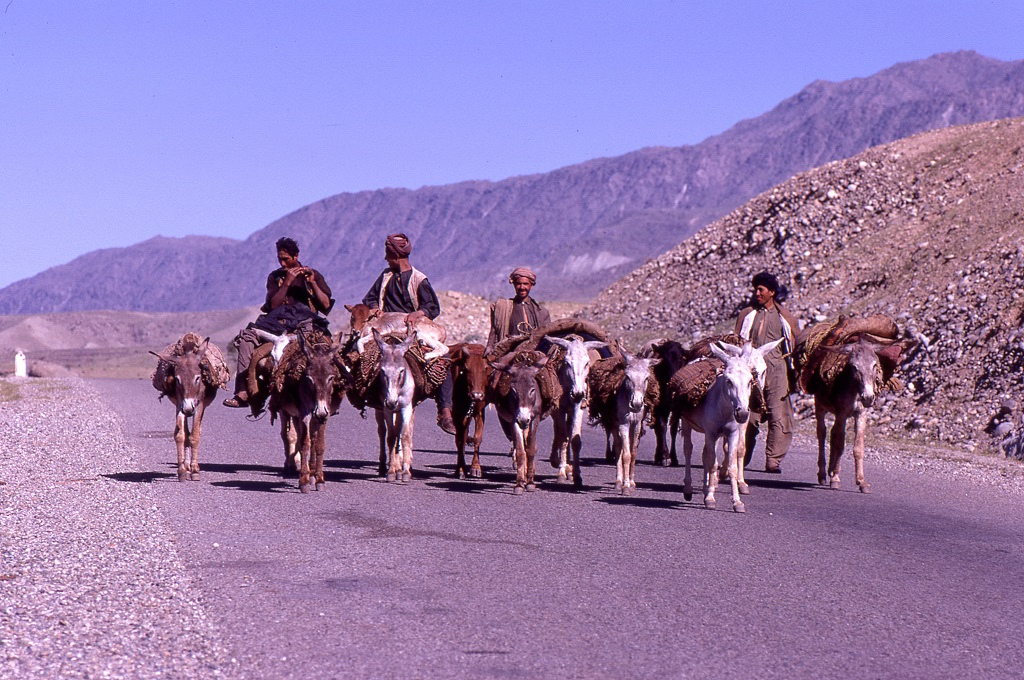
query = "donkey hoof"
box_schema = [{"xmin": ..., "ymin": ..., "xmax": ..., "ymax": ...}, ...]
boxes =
[
  {"xmin": 704, "ymin": 498, "xmax": 716, "ymax": 510},
  {"xmin": 471, "ymin": 468, "xmax": 482, "ymax": 479},
  {"xmin": 859, "ymin": 484, "xmax": 872, "ymax": 494},
  {"xmin": 190, "ymin": 472, "xmax": 201, "ymax": 482},
  {"xmin": 818, "ymin": 476, "xmax": 828, "ymax": 486},
  {"xmin": 683, "ymin": 490, "xmax": 693, "ymax": 501},
  {"xmin": 401, "ymin": 471, "xmax": 412, "ymax": 483},
  {"xmin": 177, "ymin": 471, "xmax": 188, "ymax": 483},
  {"xmin": 829, "ymin": 480, "xmax": 841, "ymax": 491},
  {"xmin": 385, "ymin": 472, "xmax": 397, "ymax": 483},
  {"xmin": 738, "ymin": 482, "xmax": 750, "ymax": 495},
  {"xmin": 315, "ymin": 482, "xmax": 325, "ymax": 492},
  {"xmin": 621, "ymin": 485, "xmax": 633, "ymax": 497},
  {"xmin": 733, "ymin": 501, "xmax": 746, "ymax": 513},
  {"xmin": 456, "ymin": 470, "xmax": 466, "ymax": 480},
  {"xmin": 512, "ymin": 485, "xmax": 525, "ymax": 496},
  {"xmin": 525, "ymin": 483, "xmax": 537, "ymax": 492},
  {"xmin": 299, "ymin": 483, "xmax": 311, "ymax": 494}
]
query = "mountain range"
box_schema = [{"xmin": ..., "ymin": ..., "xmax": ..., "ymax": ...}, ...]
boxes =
[{"xmin": 2, "ymin": 50, "xmax": 1023, "ymax": 314}]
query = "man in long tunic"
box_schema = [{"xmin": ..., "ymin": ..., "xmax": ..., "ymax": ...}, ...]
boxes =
[
  {"xmin": 734, "ymin": 271, "xmax": 800, "ymax": 473},
  {"xmin": 361, "ymin": 233, "xmax": 456, "ymax": 434},
  {"xmin": 485, "ymin": 267, "xmax": 552, "ymax": 353}
]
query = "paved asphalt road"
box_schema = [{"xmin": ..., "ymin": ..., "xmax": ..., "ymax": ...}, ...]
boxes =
[{"xmin": 91, "ymin": 378, "xmax": 1024, "ymax": 679}]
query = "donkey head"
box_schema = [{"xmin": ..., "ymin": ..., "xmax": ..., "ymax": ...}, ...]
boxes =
[
  {"xmin": 152, "ymin": 337, "xmax": 210, "ymax": 417},
  {"xmin": 710, "ymin": 341, "xmax": 757, "ymax": 424},
  {"xmin": 547, "ymin": 335, "xmax": 608, "ymax": 403},
  {"xmin": 620, "ymin": 348, "xmax": 659, "ymax": 414},
  {"xmin": 838, "ymin": 339, "xmax": 881, "ymax": 409},
  {"xmin": 374, "ymin": 328, "xmax": 417, "ymax": 411},
  {"xmin": 493, "ymin": 352, "xmax": 548, "ymax": 429},
  {"xmin": 299, "ymin": 333, "xmax": 343, "ymax": 421}
]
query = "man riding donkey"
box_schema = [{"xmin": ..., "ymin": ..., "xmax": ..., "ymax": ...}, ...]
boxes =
[
  {"xmin": 485, "ymin": 266, "xmax": 552, "ymax": 354},
  {"xmin": 734, "ymin": 271, "xmax": 801, "ymax": 474},
  {"xmin": 224, "ymin": 237, "xmax": 334, "ymax": 408},
  {"xmin": 360, "ymin": 233, "xmax": 457, "ymax": 434}
]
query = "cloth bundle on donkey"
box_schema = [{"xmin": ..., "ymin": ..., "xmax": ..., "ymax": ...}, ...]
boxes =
[
  {"xmin": 488, "ymin": 318, "xmax": 614, "ymax": 362},
  {"xmin": 152, "ymin": 331, "xmax": 230, "ymax": 394},
  {"xmin": 794, "ymin": 314, "xmax": 908, "ymax": 393},
  {"xmin": 344, "ymin": 331, "xmax": 452, "ymax": 411},
  {"xmin": 665, "ymin": 334, "xmax": 764, "ymax": 412},
  {"xmin": 270, "ymin": 330, "xmax": 337, "ymax": 393}
]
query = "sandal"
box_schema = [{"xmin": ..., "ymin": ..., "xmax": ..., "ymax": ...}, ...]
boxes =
[{"xmin": 223, "ymin": 395, "xmax": 249, "ymax": 408}]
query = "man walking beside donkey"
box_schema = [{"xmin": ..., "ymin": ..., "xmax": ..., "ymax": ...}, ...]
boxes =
[{"xmin": 734, "ymin": 271, "xmax": 800, "ymax": 474}]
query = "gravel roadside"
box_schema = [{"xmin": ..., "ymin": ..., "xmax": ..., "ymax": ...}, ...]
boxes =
[{"xmin": 0, "ymin": 377, "xmax": 236, "ymax": 678}]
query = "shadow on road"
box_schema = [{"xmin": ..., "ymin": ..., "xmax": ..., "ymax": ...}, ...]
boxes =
[
  {"xmin": 596, "ymin": 495, "xmax": 688, "ymax": 510},
  {"xmin": 103, "ymin": 470, "xmax": 177, "ymax": 484}
]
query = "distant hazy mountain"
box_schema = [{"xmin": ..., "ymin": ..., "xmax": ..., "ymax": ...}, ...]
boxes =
[{"xmin": 3, "ymin": 50, "xmax": 1023, "ymax": 314}]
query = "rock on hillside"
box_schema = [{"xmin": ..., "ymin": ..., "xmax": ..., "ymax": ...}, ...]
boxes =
[
  {"xmin": 586, "ymin": 116, "xmax": 1024, "ymax": 452},
  {"xmin": 3, "ymin": 51, "xmax": 1024, "ymax": 314}
]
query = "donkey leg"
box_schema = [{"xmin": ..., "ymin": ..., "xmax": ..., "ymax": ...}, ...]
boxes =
[
  {"xmin": 725, "ymin": 434, "xmax": 745, "ymax": 513},
  {"xmin": 735, "ymin": 425, "xmax": 749, "ymax": 495},
  {"xmin": 829, "ymin": 416, "xmax": 847, "ymax": 490},
  {"xmin": 297, "ymin": 418, "xmax": 313, "ymax": 494},
  {"xmin": 815, "ymin": 404, "xmax": 828, "ymax": 486},
  {"xmin": 511, "ymin": 424, "xmax": 528, "ymax": 495},
  {"xmin": 374, "ymin": 409, "xmax": 388, "ymax": 478},
  {"xmin": 570, "ymin": 407, "xmax": 584, "ymax": 489},
  {"xmin": 174, "ymin": 410, "xmax": 188, "ymax": 482},
  {"xmin": 188, "ymin": 406, "xmax": 204, "ymax": 481},
  {"xmin": 312, "ymin": 417, "xmax": 327, "ymax": 491},
  {"xmin": 281, "ymin": 418, "xmax": 299, "ymax": 475},
  {"xmin": 853, "ymin": 410, "xmax": 870, "ymax": 493},
  {"xmin": 400, "ymin": 407, "xmax": 415, "ymax": 482},
  {"xmin": 702, "ymin": 436, "xmax": 717, "ymax": 510},
  {"xmin": 524, "ymin": 421, "xmax": 539, "ymax": 492},
  {"xmin": 681, "ymin": 424, "xmax": 694, "ymax": 501}
]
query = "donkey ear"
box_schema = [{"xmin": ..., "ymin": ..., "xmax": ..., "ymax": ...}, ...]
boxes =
[
  {"xmin": 150, "ymin": 350, "xmax": 172, "ymax": 362},
  {"xmin": 344, "ymin": 304, "xmax": 354, "ymax": 313},
  {"xmin": 709, "ymin": 342, "xmax": 732, "ymax": 363},
  {"xmin": 545, "ymin": 335, "xmax": 570, "ymax": 349},
  {"xmin": 583, "ymin": 340, "xmax": 608, "ymax": 352}
]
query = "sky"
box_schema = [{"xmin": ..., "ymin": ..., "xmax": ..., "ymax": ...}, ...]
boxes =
[{"xmin": 2, "ymin": 0, "xmax": 1023, "ymax": 289}]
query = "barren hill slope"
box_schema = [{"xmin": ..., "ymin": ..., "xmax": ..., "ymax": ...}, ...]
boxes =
[
  {"xmin": 3, "ymin": 51, "xmax": 1024, "ymax": 313},
  {"xmin": 587, "ymin": 116, "xmax": 1024, "ymax": 451}
]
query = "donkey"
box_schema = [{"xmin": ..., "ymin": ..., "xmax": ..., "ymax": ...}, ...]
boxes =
[
  {"xmin": 267, "ymin": 333, "xmax": 346, "ymax": 493},
  {"xmin": 546, "ymin": 335, "xmax": 608, "ymax": 487},
  {"xmin": 674, "ymin": 340, "xmax": 781, "ymax": 512},
  {"xmin": 372, "ymin": 328, "xmax": 422, "ymax": 482},
  {"xmin": 603, "ymin": 349, "xmax": 659, "ymax": 495},
  {"xmin": 640, "ymin": 338, "xmax": 688, "ymax": 467},
  {"xmin": 489, "ymin": 351, "xmax": 556, "ymax": 495},
  {"xmin": 811, "ymin": 338, "xmax": 882, "ymax": 493},
  {"xmin": 151, "ymin": 335, "xmax": 224, "ymax": 482},
  {"xmin": 449, "ymin": 342, "xmax": 492, "ymax": 479}
]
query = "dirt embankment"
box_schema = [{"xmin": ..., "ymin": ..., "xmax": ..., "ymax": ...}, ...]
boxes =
[{"xmin": 586, "ymin": 117, "xmax": 1024, "ymax": 454}]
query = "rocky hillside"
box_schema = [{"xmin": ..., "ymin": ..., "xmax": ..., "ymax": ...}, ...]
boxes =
[
  {"xmin": 586, "ymin": 116, "xmax": 1024, "ymax": 453},
  {"xmin": 3, "ymin": 51, "xmax": 1024, "ymax": 314}
]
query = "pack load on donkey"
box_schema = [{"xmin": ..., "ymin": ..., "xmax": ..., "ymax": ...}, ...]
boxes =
[
  {"xmin": 152, "ymin": 332, "xmax": 230, "ymax": 395},
  {"xmin": 587, "ymin": 351, "xmax": 661, "ymax": 430},
  {"xmin": 793, "ymin": 314, "xmax": 910, "ymax": 394},
  {"xmin": 488, "ymin": 318, "xmax": 613, "ymax": 422},
  {"xmin": 342, "ymin": 321, "xmax": 452, "ymax": 412},
  {"xmin": 666, "ymin": 333, "xmax": 765, "ymax": 413}
]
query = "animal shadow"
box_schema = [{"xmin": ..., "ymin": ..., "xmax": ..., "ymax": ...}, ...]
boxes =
[
  {"xmin": 210, "ymin": 479, "xmax": 297, "ymax": 494},
  {"xmin": 596, "ymin": 495, "xmax": 687, "ymax": 511},
  {"xmin": 103, "ymin": 471, "xmax": 177, "ymax": 484}
]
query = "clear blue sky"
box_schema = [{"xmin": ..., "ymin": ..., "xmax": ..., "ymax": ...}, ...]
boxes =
[{"xmin": 2, "ymin": 1, "xmax": 1022, "ymax": 289}]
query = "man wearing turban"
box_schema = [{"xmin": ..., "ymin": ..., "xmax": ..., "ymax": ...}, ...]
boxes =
[
  {"xmin": 486, "ymin": 267, "xmax": 551, "ymax": 353},
  {"xmin": 361, "ymin": 233, "xmax": 455, "ymax": 433},
  {"xmin": 734, "ymin": 271, "xmax": 801, "ymax": 474}
]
